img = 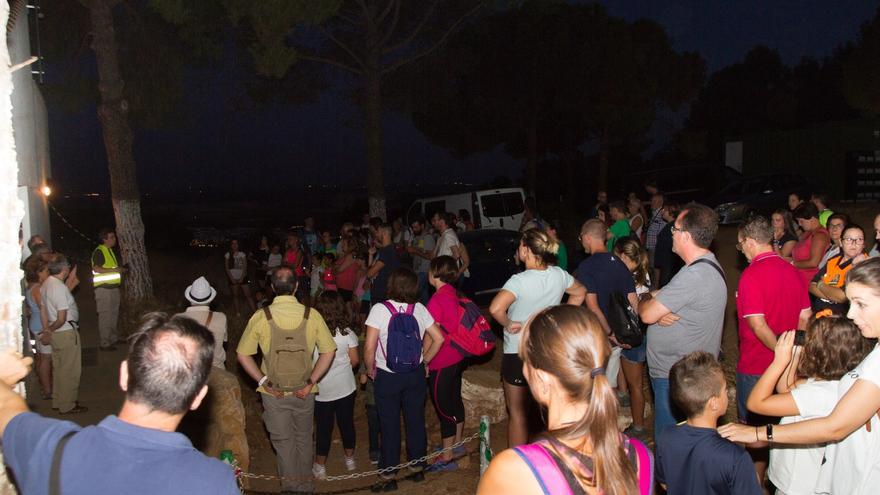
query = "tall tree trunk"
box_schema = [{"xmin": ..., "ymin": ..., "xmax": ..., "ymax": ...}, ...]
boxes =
[
  {"xmin": 526, "ymin": 118, "xmax": 537, "ymax": 196},
  {"xmin": 598, "ymin": 126, "xmax": 610, "ymax": 193},
  {"xmin": 87, "ymin": 0, "xmax": 153, "ymax": 302},
  {"xmin": 363, "ymin": 67, "xmax": 386, "ymax": 221}
]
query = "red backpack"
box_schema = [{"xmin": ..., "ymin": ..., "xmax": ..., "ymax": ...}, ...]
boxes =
[{"xmin": 443, "ymin": 296, "xmax": 495, "ymax": 357}]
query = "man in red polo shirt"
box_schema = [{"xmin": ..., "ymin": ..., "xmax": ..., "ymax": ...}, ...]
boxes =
[{"xmin": 736, "ymin": 215, "xmax": 812, "ymax": 489}]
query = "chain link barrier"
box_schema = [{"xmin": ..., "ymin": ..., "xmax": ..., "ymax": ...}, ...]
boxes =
[
  {"xmin": 236, "ymin": 429, "xmax": 482, "ymax": 490},
  {"xmin": 47, "ymin": 200, "xmax": 97, "ymax": 245}
]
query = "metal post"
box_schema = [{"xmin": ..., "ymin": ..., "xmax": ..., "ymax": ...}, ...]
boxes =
[{"xmin": 479, "ymin": 415, "xmax": 491, "ymax": 475}]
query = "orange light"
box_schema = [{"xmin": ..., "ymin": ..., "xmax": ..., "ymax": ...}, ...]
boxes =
[{"xmin": 40, "ymin": 185, "xmax": 51, "ymax": 197}]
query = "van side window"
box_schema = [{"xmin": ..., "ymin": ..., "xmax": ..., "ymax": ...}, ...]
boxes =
[
  {"xmin": 481, "ymin": 194, "xmax": 506, "ymax": 218},
  {"xmin": 503, "ymin": 193, "xmax": 524, "ymax": 215}
]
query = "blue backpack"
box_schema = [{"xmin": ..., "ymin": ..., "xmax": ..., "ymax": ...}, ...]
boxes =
[{"xmin": 378, "ymin": 302, "xmax": 423, "ymax": 373}]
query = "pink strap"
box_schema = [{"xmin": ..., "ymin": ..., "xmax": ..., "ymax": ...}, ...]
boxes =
[
  {"xmin": 513, "ymin": 443, "xmax": 573, "ymax": 495},
  {"xmin": 628, "ymin": 437, "xmax": 654, "ymax": 495}
]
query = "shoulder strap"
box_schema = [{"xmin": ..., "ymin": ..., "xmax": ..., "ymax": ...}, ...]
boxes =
[
  {"xmin": 262, "ymin": 306, "xmax": 273, "ymax": 321},
  {"xmin": 405, "ymin": 304, "xmax": 415, "ymax": 315},
  {"xmin": 628, "ymin": 437, "xmax": 654, "ymax": 495},
  {"xmin": 691, "ymin": 258, "xmax": 725, "ymax": 281},
  {"xmin": 50, "ymin": 431, "xmax": 77, "ymax": 495},
  {"xmin": 382, "ymin": 301, "xmax": 397, "ymax": 315},
  {"xmin": 204, "ymin": 311, "xmax": 214, "ymax": 328},
  {"xmin": 512, "ymin": 443, "xmax": 573, "ymax": 495},
  {"xmin": 303, "ymin": 304, "xmax": 311, "ymax": 320}
]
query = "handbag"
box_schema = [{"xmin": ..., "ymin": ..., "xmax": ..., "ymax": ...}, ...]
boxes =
[{"xmin": 607, "ymin": 290, "xmax": 644, "ymax": 347}]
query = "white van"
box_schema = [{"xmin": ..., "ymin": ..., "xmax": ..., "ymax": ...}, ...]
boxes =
[{"xmin": 405, "ymin": 188, "xmax": 526, "ymax": 230}]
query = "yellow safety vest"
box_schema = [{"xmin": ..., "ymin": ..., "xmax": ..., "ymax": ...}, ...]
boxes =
[{"xmin": 92, "ymin": 244, "xmax": 121, "ymax": 287}]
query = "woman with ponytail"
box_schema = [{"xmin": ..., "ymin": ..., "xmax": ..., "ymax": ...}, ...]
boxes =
[
  {"xmin": 478, "ymin": 305, "xmax": 653, "ymax": 495},
  {"xmin": 489, "ymin": 229, "xmax": 586, "ymax": 448}
]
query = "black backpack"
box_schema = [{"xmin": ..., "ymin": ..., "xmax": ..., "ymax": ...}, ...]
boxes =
[{"xmin": 607, "ymin": 291, "xmax": 644, "ymax": 347}]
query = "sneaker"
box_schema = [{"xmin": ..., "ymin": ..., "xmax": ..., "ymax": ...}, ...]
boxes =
[
  {"xmin": 425, "ymin": 460, "xmax": 458, "ymax": 473},
  {"xmin": 453, "ymin": 445, "xmax": 467, "ymax": 458},
  {"xmin": 369, "ymin": 450, "xmax": 380, "ymax": 465},
  {"xmin": 312, "ymin": 463, "xmax": 326, "ymax": 480},
  {"xmin": 344, "ymin": 455, "xmax": 357, "ymax": 472},
  {"xmin": 617, "ymin": 391, "xmax": 631, "ymax": 407}
]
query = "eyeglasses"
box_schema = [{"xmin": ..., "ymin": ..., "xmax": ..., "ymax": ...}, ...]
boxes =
[
  {"xmin": 670, "ymin": 225, "xmax": 685, "ymax": 235},
  {"xmin": 842, "ymin": 237, "xmax": 865, "ymax": 245}
]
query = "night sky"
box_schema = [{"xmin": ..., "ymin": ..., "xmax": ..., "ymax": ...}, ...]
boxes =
[{"xmin": 46, "ymin": 1, "xmax": 877, "ymax": 196}]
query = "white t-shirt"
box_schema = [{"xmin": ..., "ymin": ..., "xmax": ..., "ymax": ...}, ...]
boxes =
[
  {"xmin": 816, "ymin": 345, "xmax": 880, "ymax": 494},
  {"xmin": 435, "ymin": 228, "xmax": 460, "ymax": 257},
  {"xmin": 314, "ymin": 329, "xmax": 359, "ymax": 402},
  {"xmin": 365, "ymin": 301, "xmax": 435, "ymax": 373},
  {"xmin": 225, "ymin": 251, "xmax": 247, "ymax": 281},
  {"xmin": 41, "ymin": 276, "xmax": 78, "ymax": 331},
  {"xmin": 500, "ymin": 266, "xmax": 574, "ymax": 354},
  {"xmin": 176, "ymin": 307, "xmax": 228, "ymax": 369},
  {"xmin": 768, "ymin": 379, "xmax": 838, "ymax": 495}
]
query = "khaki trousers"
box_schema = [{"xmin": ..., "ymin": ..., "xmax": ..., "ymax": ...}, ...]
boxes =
[
  {"xmin": 51, "ymin": 329, "xmax": 81, "ymax": 412},
  {"xmin": 262, "ymin": 392, "xmax": 315, "ymax": 493},
  {"xmin": 95, "ymin": 287, "xmax": 120, "ymax": 347}
]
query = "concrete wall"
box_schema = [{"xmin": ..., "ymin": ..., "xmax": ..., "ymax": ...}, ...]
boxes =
[{"xmin": 8, "ymin": 4, "xmax": 51, "ymax": 250}]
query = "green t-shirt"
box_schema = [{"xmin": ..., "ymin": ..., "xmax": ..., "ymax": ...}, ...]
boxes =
[
  {"xmin": 607, "ymin": 219, "xmax": 632, "ymax": 251},
  {"xmin": 556, "ymin": 242, "xmax": 568, "ymax": 272}
]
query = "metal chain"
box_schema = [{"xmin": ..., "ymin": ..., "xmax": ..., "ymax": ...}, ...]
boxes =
[
  {"xmin": 47, "ymin": 201, "xmax": 97, "ymax": 244},
  {"xmin": 238, "ymin": 430, "xmax": 481, "ymax": 484}
]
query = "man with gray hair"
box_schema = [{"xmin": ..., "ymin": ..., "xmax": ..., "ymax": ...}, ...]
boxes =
[
  {"xmin": 0, "ymin": 313, "xmax": 238, "ymax": 494},
  {"xmin": 639, "ymin": 203, "xmax": 726, "ymax": 438},
  {"xmin": 40, "ymin": 253, "xmax": 86, "ymax": 414}
]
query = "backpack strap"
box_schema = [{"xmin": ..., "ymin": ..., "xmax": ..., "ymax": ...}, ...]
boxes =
[
  {"xmin": 405, "ymin": 303, "xmax": 415, "ymax": 315},
  {"xmin": 691, "ymin": 258, "xmax": 726, "ymax": 281},
  {"xmin": 512, "ymin": 443, "xmax": 573, "ymax": 495},
  {"xmin": 303, "ymin": 304, "xmax": 311, "ymax": 320},
  {"xmin": 50, "ymin": 430, "xmax": 77, "ymax": 495},
  {"xmin": 382, "ymin": 300, "xmax": 397, "ymax": 315},
  {"xmin": 262, "ymin": 307, "xmax": 273, "ymax": 321},
  {"xmin": 628, "ymin": 437, "xmax": 654, "ymax": 495},
  {"xmin": 204, "ymin": 311, "xmax": 213, "ymax": 328}
]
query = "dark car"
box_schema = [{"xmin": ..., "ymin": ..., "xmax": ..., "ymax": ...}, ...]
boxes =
[
  {"xmin": 708, "ymin": 173, "xmax": 817, "ymax": 224},
  {"xmin": 457, "ymin": 229, "xmax": 520, "ymax": 306}
]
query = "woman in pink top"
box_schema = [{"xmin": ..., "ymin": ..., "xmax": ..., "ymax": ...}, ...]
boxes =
[
  {"xmin": 424, "ymin": 255, "xmax": 467, "ymax": 472},
  {"xmin": 791, "ymin": 203, "xmax": 830, "ymax": 287}
]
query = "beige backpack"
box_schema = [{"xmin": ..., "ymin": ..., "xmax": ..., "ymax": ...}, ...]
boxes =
[{"xmin": 263, "ymin": 305, "xmax": 312, "ymax": 391}]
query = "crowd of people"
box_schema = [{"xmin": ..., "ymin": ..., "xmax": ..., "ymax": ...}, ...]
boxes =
[{"xmin": 8, "ymin": 185, "xmax": 880, "ymax": 494}]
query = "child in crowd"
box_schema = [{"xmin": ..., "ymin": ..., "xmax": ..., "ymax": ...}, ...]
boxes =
[
  {"xmin": 744, "ymin": 314, "xmax": 874, "ymax": 495},
  {"xmin": 322, "ymin": 253, "xmax": 338, "ymax": 292},
  {"xmin": 312, "ymin": 292, "xmax": 360, "ymax": 479},
  {"xmin": 254, "ymin": 289, "xmax": 270, "ymax": 309},
  {"xmin": 359, "ymin": 366, "xmax": 381, "ymax": 465},
  {"xmin": 266, "ymin": 244, "xmax": 283, "ymax": 279},
  {"xmin": 310, "ymin": 253, "xmax": 325, "ymax": 297},
  {"xmin": 656, "ymin": 351, "xmax": 761, "ymax": 495}
]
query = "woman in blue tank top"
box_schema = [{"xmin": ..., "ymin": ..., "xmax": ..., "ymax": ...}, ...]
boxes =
[{"xmin": 23, "ymin": 255, "xmax": 52, "ymax": 399}]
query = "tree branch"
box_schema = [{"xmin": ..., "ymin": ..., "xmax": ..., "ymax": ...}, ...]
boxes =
[
  {"xmin": 298, "ymin": 53, "xmax": 363, "ymax": 75},
  {"xmin": 382, "ymin": 0, "xmax": 440, "ymax": 55},
  {"xmin": 377, "ymin": 0, "xmax": 397, "ymax": 24},
  {"xmin": 377, "ymin": 0, "xmax": 401, "ymax": 48},
  {"xmin": 318, "ymin": 26, "xmax": 367, "ymax": 71},
  {"xmin": 381, "ymin": 2, "xmax": 482, "ymax": 75}
]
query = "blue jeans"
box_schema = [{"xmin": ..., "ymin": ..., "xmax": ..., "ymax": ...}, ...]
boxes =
[
  {"xmin": 374, "ymin": 367, "xmax": 428, "ymax": 472},
  {"xmin": 365, "ymin": 404, "xmax": 381, "ymax": 456},
  {"xmin": 651, "ymin": 377, "xmax": 677, "ymax": 439}
]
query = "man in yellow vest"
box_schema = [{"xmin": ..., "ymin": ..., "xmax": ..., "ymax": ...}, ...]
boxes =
[{"xmin": 92, "ymin": 228, "xmax": 124, "ymax": 351}]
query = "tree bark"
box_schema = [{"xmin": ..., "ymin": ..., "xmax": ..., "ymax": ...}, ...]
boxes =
[
  {"xmin": 87, "ymin": 0, "xmax": 153, "ymax": 302},
  {"xmin": 363, "ymin": 33, "xmax": 387, "ymax": 220}
]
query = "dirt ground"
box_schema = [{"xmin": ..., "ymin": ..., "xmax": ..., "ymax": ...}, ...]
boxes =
[{"xmin": 30, "ymin": 202, "xmax": 878, "ymax": 494}]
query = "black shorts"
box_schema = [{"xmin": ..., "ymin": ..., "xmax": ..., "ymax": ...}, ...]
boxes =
[{"xmin": 501, "ymin": 353, "xmax": 528, "ymax": 387}]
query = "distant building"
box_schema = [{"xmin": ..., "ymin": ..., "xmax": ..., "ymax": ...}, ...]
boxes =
[
  {"xmin": 728, "ymin": 117, "xmax": 880, "ymax": 201},
  {"xmin": 8, "ymin": 2, "xmax": 51, "ymax": 254}
]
